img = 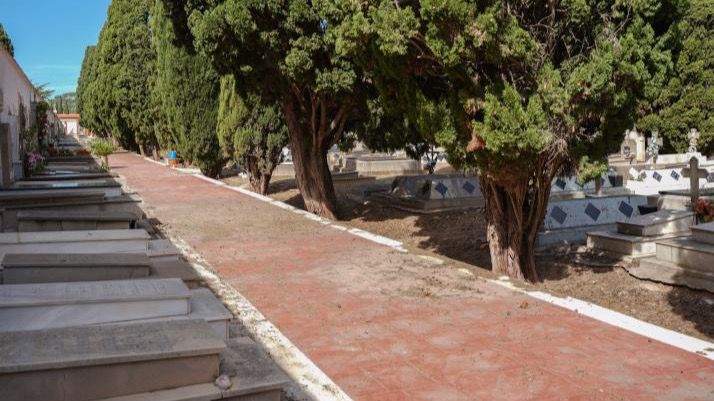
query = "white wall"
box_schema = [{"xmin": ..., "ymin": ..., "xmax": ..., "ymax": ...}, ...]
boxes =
[{"xmin": 0, "ymin": 45, "xmax": 60, "ymax": 182}]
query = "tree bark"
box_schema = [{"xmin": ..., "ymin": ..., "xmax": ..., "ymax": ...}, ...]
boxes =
[
  {"xmin": 281, "ymin": 93, "xmax": 342, "ymax": 220},
  {"xmin": 480, "ymin": 160, "xmax": 558, "ymax": 282},
  {"xmin": 289, "ymin": 136, "xmax": 338, "ymax": 219}
]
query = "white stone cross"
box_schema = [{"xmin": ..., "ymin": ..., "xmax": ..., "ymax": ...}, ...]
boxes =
[{"xmin": 682, "ymin": 156, "xmax": 708, "ymax": 212}]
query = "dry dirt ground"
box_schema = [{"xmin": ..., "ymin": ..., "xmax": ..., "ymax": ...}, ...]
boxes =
[{"xmin": 222, "ymin": 174, "xmax": 714, "ymax": 342}]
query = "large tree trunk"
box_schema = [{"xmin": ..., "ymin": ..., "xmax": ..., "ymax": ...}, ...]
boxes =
[
  {"xmin": 289, "ymin": 136, "xmax": 338, "ymax": 219},
  {"xmin": 282, "ymin": 92, "xmax": 347, "ymax": 220},
  {"xmin": 480, "ymin": 158, "xmax": 559, "ymax": 282}
]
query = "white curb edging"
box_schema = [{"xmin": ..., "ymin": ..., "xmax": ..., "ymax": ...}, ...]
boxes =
[{"xmin": 143, "ymin": 156, "xmax": 714, "ymax": 361}]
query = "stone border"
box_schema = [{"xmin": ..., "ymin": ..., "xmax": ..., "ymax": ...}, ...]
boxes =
[{"xmin": 141, "ymin": 156, "xmax": 714, "ymax": 367}]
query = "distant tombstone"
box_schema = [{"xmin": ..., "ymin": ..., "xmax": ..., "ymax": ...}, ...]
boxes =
[
  {"xmin": 682, "ymin": 157, "xmax": 708, "ymax": 212},
  {"xmin": 647, "ymin": 131, "xmax": 661, "ymax": 164},
  {"xmin": 688, "ymin": 128, "xmax": 700, "ymax": 153}
]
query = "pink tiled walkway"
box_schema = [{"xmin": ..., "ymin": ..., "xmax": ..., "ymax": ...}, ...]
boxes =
[{"xmin": 113, "ymin": 153, "xmax": 714, "ymax": 401}]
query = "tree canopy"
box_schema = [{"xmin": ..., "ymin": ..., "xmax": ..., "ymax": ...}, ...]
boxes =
[
  {"xmin": 161, "ymin": 0, "xmax": 373, "ymax": 219},
  {"xmin": 328, "ymin": 0, "xmax": 680, "ymax": 280},
  {"xmin": 78, "ymin": 0, "xmax": 157, "ymax": 151},
  {"xmin": 638, "ymin": 0, "xmax": 714, "ymax": 153},
  {"xmin": 0, "ymin": 23, "xmax": 13, "ymax": 56},
  {"xmin": 152, "ymin": 0, "xmax": 224, "ymax": 176}
]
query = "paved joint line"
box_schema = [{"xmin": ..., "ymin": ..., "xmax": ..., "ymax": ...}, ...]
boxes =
[{"xmin": 142, "ymin": 155, "xmax": 714, "ymax": 361}]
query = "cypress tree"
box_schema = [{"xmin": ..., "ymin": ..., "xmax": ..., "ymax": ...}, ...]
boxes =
[
  {"xmin": 152, "ymin": 0, "xmax": 224, "ymax": 177},
  {"xmin": 218, "ymin": 75, "xmax": 288, "ymax": 194}
]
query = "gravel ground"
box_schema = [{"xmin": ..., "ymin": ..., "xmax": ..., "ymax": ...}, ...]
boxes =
[{"xmin": 223, "ymin": 174, "xmax": 714, "ymax": 341}]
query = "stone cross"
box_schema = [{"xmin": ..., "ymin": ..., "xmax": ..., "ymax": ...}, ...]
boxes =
[{"xmin": 682, "ymin": 156, "xmax": 708, "ymax": 211}]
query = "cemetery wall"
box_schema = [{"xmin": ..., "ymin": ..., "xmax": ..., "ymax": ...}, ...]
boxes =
[{"xmin": 0, "ymin": 45, "xmax": 61, "ymax": 183}]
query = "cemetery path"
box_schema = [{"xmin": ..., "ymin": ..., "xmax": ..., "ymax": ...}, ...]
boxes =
[{"xmin": 112, "ymin": 152, "xmax": 714, "ymax": 401}]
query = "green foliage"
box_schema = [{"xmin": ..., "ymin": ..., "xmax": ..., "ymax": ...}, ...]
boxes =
[
  {"xmin": 88, "ymin": 137, "xmax": 116, "ymax": 157},
  {"xmin": 576, "ymin": 156, "xmax": 608, "ymax": 186},
  {"xmin": 0, "ymin": 23, "xmax": 13, "ymax": 56},
  {"xmin": 33, "ymin": 83, "xmax": 54, "ymax": 100},
  {"xmin": 638, "ymin": 0, "xmax": 714, "ymax": 152},
  {"xmin": 218, "ymin": 75, "xmax": 288, "ymax": 192},
  {"xmin": 79, "ymin": 0, "xmax": 157, "ymax": 150},
  {"xmin": 161, "ymin": 0, "xmax": 374, "ymax": 216},
  {"xmin": 51, "ymin": 93, "xmax": 78, "ymax": 114},
  {"xmin": 152, "ymin": 0, "xmax": 224, "ymax": 177}
]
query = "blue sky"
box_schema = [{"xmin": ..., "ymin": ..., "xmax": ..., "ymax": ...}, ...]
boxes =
[{"xmin": 1, "ymin": 0, "xmax": 111, "ymax": 96}]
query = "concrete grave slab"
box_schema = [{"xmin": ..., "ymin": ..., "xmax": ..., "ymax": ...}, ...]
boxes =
[
  {"xmin": 628, "ymin": 257, "xmax": 714, "ymax": 293},
  {"xmin": 586, "ymin": 230, "xmax": 686, "ymax": 257},
  {"xmin": 1, "ymin": 253, "xmax": 151, "ymax": 284},
  {"xmin": 0, "ymin": 194, "xmax": 143, "ymax": 231},
  {"xmin": 0, "ymin": 189, "xmax": 106, "ymax": 208},
  {"xmin": 148, "ymin": 239, "xmax": 181, "ymax": 261},
  {"xmin": 106, "ymin": 288, "xmax": 232, "ymax": 340},
  {"xmin": 617, "ymin": 209, "xmax": 694, "ymax": 236},
  {"xmin": 0, "ymin": 181, "xmax": 122, "ymax": 197},
  {"xmin": 17, "ymin": 210, "xmax": 138, "ymax": 232},
  {"xmin": 655, "ymin": 237, "xmax": 714, "ymax": 272},
  {"xmin": 0, "ymin": 278, "xmax": 190, "ymax": 332},
  {"xmin": 0, "ymin": 320, "xmax": 225, "ymax": 401},
  {"xmin": 0, "ymin": 229, "xmax": 149, "ymax": 259},
  {"xmin": 691, "ymin": 221, "xmax": 714, "ymax": 245},
  {"xmin": 24, "ymin": 172, "xmax": 116, "ymax": 181},
  {"xmin": 149, "ymin": 260, "xmax": 201, "ymax": 287},
  {"xmin": 95, "ymin": 337, "xmax": 289, "ymax": 401}
]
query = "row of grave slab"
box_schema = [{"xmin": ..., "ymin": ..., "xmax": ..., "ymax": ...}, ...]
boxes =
[
  {"xmin": 0, "ymin": 136, "xmax": 289, "ymax": 401},
  {"xmin": 587, "ymin": 207, "xmax": 714, "ymax": 293}
]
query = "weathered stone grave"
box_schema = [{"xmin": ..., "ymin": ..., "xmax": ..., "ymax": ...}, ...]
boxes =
[
  {"xmin": 0, "ymin": 253, "xmax": 151, "ymax": 284},
  {"xmin": 106, "ymin": 288, "xmax": 232, "ymax": 341},
  {"xmin": 587, "ymin": 209, "xmax": 694, "ymax": 257},
  {"xmin": 1, "ymin": 179, "xmax": 123, "ymax": 197},
  {"xmin": 631, "ymin": 221, "xmax": 714, "ymax": 292},
  {"xmin": 0, "ymin": 188, "xmax": 106, "ymax": 209},
  {"xmin": 0, "ymin": 320, "xmax": 225, "ymax": 401},
  {"xmin": 372, "ymin": 174, "xmax": 483, "ymax": 212},
  {"xmin": 95, "ymin": 337, "xmax": 290, "ymax": 401},
  {"xmin": 0, "ymin": 193, "xmax": 143, "ymax": 231},
  {"xmin": 0, "ymin": 278, "xmax": 190, "ymax": 332},
  {"xmin": 0, "ymin": 229, "xmax": 149, "ymax": 259},
  {"xmin": 23, "ymin": 171, "xmax": 115, "ymax": 181},
  {"xmin": 538, "ymin": 194, "xmax": 651, "ymax": 247},
  {"xmin": 147, "ymin": 238, "xmax": 181, "ymax": 262},
  {"xmin": 16, "ymin": 210, "xmax": 138, "ymax": 231}
]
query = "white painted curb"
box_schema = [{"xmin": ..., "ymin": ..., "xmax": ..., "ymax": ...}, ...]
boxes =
[{"xmin": 142, "ymin": 156, "xmax": 714, "ymax": 361}]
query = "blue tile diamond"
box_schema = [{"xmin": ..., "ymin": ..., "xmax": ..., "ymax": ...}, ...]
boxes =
[
  {"xmin": 550, "ymin": 206, "xmax": 567, "ymax": 225},
  {"xmin": 434, "ymin": 182, "xmax": 448, "ymax": 197},
  {"xmin": 618, "ymin": 201, "xmax": 634, "ymax": 218},
  {"xmin": 653, "ymin": 172, "xmax": 662, "ymax": 182},
  {"xmin": 639, "ymin": 171, "xmax": 647, "ymax": 180},
  {"xmin": 462, "ymin": 181, "xmax": 476, "ymax": 194},
  {"xmin": 671, "ymin": 170, "xmax": 680, "ymax": 181},
  {"xmin": 555, "ymin": 178, "xmax": 566, "ymax": 190},
  {"xmin": 585, "ymin": 203, "xmax": 601, "ymax": 221}
]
